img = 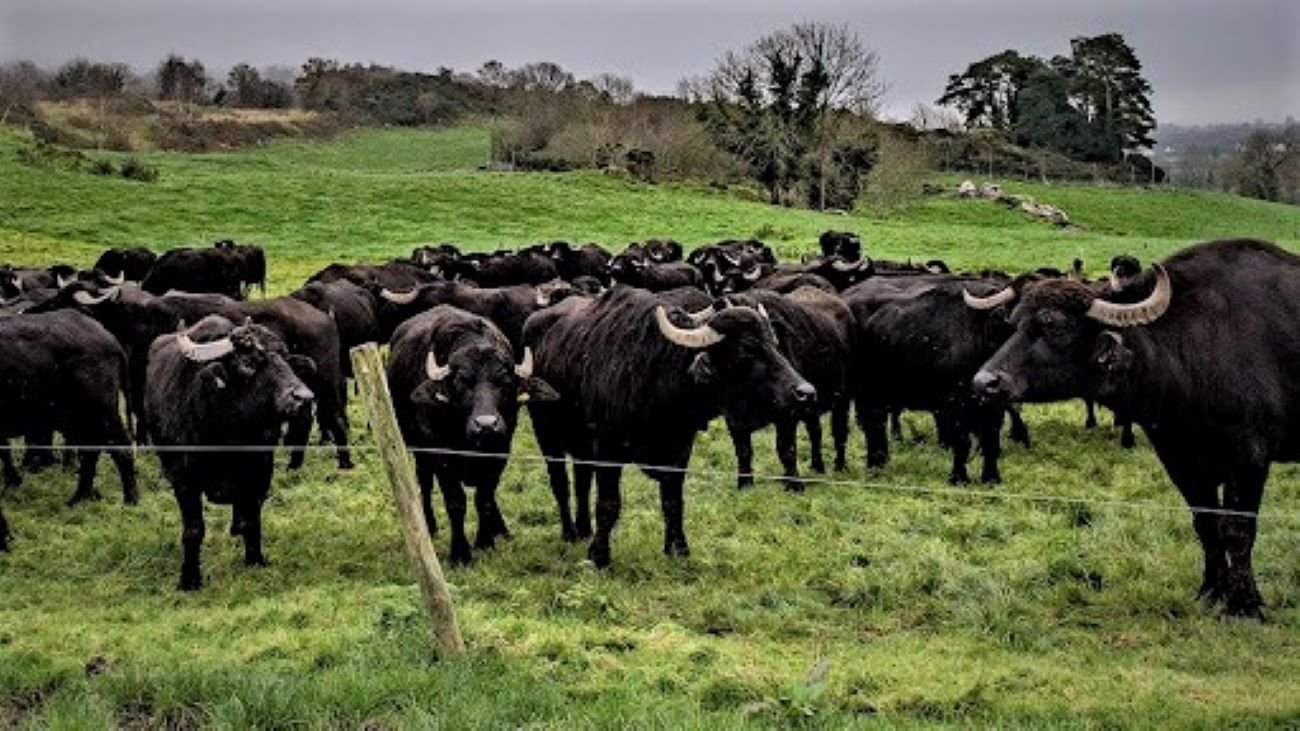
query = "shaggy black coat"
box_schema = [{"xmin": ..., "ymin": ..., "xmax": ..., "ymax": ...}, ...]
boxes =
[
  {"xmin": 976, "ymin": 239, "xmax": 1300, "ymax": 618},
  {"xmin": 0, "ymin": 310, "xmax": 137, "ymax": 505},
  {"xmin": 388, "ymin": 305, "xmax": 557, "ymax": 564},
  {"xmin": 147, "ymin": 316, "xmax": 315, "ymax": 590},
  {"xmin": 525, "ymin": 285, "xmax": 814, "ymax": 567}
]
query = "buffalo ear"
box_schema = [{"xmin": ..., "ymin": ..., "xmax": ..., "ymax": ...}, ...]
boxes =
[
  {"xmin": 523, "ymin": 377, "xmax": 560, "ymax": 403},
  {"xmin": 411, "ymin": 380, "xmax": 451, "ymax": 406},
  {"xmin": 687, "ymin": 352, "xmax": 716, "ymax": 385},
  {"xmin": 286, "ymin": 354, "xmax": 317, "ymax": 379},
  {"xmin": 198, "ymin": 363, "xmax": 229, "ymax": 391},
  {"xmin": 1092, "ymin": 331, "xmax": 1133, "ymax": 371}
]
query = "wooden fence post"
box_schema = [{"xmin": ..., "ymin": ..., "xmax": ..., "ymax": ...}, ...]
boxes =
[{"xmin": 350, "ymin": 343, "xmax": 465, "ymax": 656}]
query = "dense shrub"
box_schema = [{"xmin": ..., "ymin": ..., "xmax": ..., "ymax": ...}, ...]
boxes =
[{"xmin": 118, "ymin": 157, "xmax": 158, "ymax": 182}]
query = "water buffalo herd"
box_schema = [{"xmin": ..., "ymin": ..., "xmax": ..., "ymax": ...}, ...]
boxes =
[{"xmin": 0, "ymin": 233, "xmax": 1293, "ymax": 618}]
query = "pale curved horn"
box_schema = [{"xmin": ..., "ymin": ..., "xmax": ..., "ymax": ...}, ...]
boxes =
[
  {"xmin": 56, "ymin": 273, "xmax": 72, "ymax": 289},
  {"xmin": 721, "ymin": 251, "xmax": 741, "ymax": 266},
  {"xmin": 830, "ymin": 258, "xmax": 860, "ymax": 272},
  {"xmin": 177, "ymin": 333, "xmax": 234, "ymax": 362},
  {"xmin": 1086, "ymin": 264, "xmax": 1171, "ymax": 328},
  {"xmin": 756, "ymin": 303, "xmax": 770, "ymax": 320},
  {"xmin": 535, "ymin": 290, "xmax": 551, "ymax": 307},
  {"xmin": 654, "ymin": 305, "xmax": 723, "ymax": 349},
  {"xmin": 1101, "ymin": 331, "xmax": 1124, "ymax": 347},
  {"xmin": 685, "ymin": 306, "xmax": 714, "ymax": 325},
  {"xmin": 380, "ymin": 287, "xmax": 420, "ymax": 305},
  {"xmin": 425, "ymin": 350, "xmax": 450, "ymax": 381},
  {"xmin": 12, "ymin": 277, "xmax": 23, "ymax": 293},
  {"xmin": 103, "ymin": 271, "xmax": 126, "ymax": 285},
  {"xmin": 515, "ymin": 347, "xmax": 534, "ymax": 379},
  {"xmin": 743, "ymin": 267, "xmax": 762, "ymax": 282},
  {"xmin": 962, "ymin": 286, "xmax": 1015, "ymax": 310},
  {"xmin": 73, "ymin": 286, "xmax": 119, "ymax": 306}
]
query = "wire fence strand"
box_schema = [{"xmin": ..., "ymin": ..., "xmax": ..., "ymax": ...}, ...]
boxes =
[{"xmin": 9, "ymin": 441, "xmax": 1299, "ymax": 523}]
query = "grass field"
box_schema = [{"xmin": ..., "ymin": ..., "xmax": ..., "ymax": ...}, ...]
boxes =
[{"xmin": 3, "ymin": 125, "xmax": 1300, "ymax": 728}]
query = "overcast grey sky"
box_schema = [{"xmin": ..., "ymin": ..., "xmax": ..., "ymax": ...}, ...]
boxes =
[{"xmin": 2, "ymin": 0, "xmax": 1296, "ymax": 125}]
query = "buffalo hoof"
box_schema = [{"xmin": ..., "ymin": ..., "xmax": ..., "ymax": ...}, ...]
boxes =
[
  {"xmin": 587, "ymin": 542, "xmax": 612, "ymax": 569},
  {"xmin": 867, "ymin": 453, "xmax": 888, "ymax": 470},
  {"xmin": 1121, "ymin": 433, "xmax": 1136, "ymax": 449},
  {"xmin": 833, "ymin": 459, "xmax": 847, "ymax": 473},
  {"xmin": 287, "ymin": 458, "xmax": 305, "ymax": 471},
  {"xmin": 809, "ymin": 459, "xmax": 826, "ymax": 474},
  {"xmin": 337, "ymin": 457, "xmax": 355, "ymax": 470},
  {"xmin": 782, "ymin": 478, "xmax": 806, "ymax": 493},
  {"xmin": 4, "ymin": 472, "xmax": 22, "ymax": 489},
  {"xmin": 736, "ymin": 475, "xmax": 755, "ymax": 490},
  {"xmin": 948, "ymin": 472, "xmax": 971, "ymax": 486},
  {"xmin": 449, "ymin": 542, "xmax": 473, "ymax": 567},
  {"xmin": 663, "ymin": 540, "xmax": 690, "ymax": 558},
  {"xmin": 980, "ymin": 472, "xmax": 1001, "ymax": 485},
  {"xmin": 123, "ymin": 491, "xmax": 140, "ymax": 507},
  {"xmin": 178, "ymin": 575, "xmax": 202, "ymax": 592},
  {"xmin": 561, "ymin": 525, "xmax": 581, "ymax": 543},
  {"xmin": 245, "ymin": 555, "xmax": 269, "ymax": 568},
  {"xmin": 68, "ymin": 490, "xmax": 103, "ymax": 506},
  {"xmin": 1221, "ymin": 602, "xmax": 1265, "ymax": 622},
  {"xmin": 473, "ymin": 534, "xmax": 497, "ymax": 551},
  {"xmin": 575, "ymin": 522, "xmax": 593, "ymax": 540}
]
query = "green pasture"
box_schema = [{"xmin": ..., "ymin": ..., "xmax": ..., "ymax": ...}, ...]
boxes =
[{"xmin": 2, "ymin": 125, "xmax": 1300, "ymax": 728}]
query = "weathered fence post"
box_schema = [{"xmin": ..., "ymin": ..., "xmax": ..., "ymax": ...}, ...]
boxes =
[{"xmin": 350, "ymin": 343, "xmax": 465, "ymax": 656}]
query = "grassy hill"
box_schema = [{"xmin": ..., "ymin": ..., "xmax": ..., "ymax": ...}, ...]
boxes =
[{"xmin": 2, "ymin": 126, "xmax": 1300, "ymax": 728}]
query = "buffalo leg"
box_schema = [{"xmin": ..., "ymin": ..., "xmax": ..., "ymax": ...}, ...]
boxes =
[
  {"xmin": 0, "ymin": 507, "xmax": 9, "ymax": 551},
  {"xmin": 473, "ymin": 481, "xmax": 508, "ymax": 551},
  {"xmin": 101, "ymin": 413, "xmax": 138, "ymax": 505},
  {"xmin": 573, "ymin": 460, "xmax": 593, "ymax": 539},
  {"xmin": 1167, "ymin": 466, "xmax": 1228, "ymax": 605},
  {"xmin": 415, "ymin": 455, "xmax": 438, "ymax": 535},
  {"xmin": 1118, "ymin": 414, "xmax": 1136, "ymax": 449},
  {"xmin": 831, "ymin": 398, "xmax": 849, "ymax": 472},
  {"xmin": 657, "ymin": 473, "xmax": 690, "ymax": 557},
  {"xmin": 69, "ymin": 450, "xmax": 104, "ymax": 505},
  {"xmin": 1006, "ymin": 405, "xmax": 1030, "ymax": 448},
  {"xmin": 727, "ymin": 418, "xmax": 755, "ymax": 489},
  {"xmin": 975, "ymin": 405, "xmax": 1004, "ymax": 484},
  {"xmin": 1221, "ymin": 464, "xmax": 1266, "ymax": 619},
  {"xmin": 1, "ymin": 444, "xmax": 20, "ymax": 488},
  {"xmin": 805, "ymin": 415, "xmax": 824, "ymax": 474},
  {"xmin": 940, "ymin": 410, "xmax": 972, "ymax": 485},
  {"xmin": 889, "ymin": 409, "xmax": 903, "ymax": 441},
  {"xmin": 21, "ymin": 429, "xmax": 54, "ymax": 472},
  {"xmin": 543, "ymin": 452, "xmax": 577, "ymax": 542},
  {"xmin": 177, "ymin": 490, "xmax": 206, "ymax": 591},
  {"xmin": 587, "ymin": 465, "xmax": 623, "ymax": 568},
  {"xmin": 436, "ymin": 471, "xmax": 472, "ymax": 565},
  {"xmin": 1084, "ymin": 398, "xmax": 1098, "ymax": 429},
  {"xmin": 283, "ymin": 406, "xmax": 312, "ymax": 470},
  {"xmin": 775, "ymin": 419, "xmax": 802, "ymax": 491},
  {"xmin": 858, "ymin": 401, "xmax": 890, "ymax": 470},
  {"xmin": 239, "ymin": 499, "xmax": 268, "ymax": 567}
]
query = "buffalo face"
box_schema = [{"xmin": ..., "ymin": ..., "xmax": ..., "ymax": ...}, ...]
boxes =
[
  {"xmin": 411, "ymin": 344, "xmax": 556, "ymax": 449},
  {"xmin": 973, "ymin": 266, "xmax": 1170, "ymax": 403},
  {"xmin": 183, "ymin": 323, "xmax": 315, "ymax": 421},
  {"xmin": 656, "ymin": 304, "xmax": 816, "ymax": 431}
]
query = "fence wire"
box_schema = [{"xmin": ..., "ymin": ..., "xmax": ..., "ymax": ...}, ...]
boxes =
[{"xmin": 8, "ymin": 441, "xmax": 1298, "ymax": 523}]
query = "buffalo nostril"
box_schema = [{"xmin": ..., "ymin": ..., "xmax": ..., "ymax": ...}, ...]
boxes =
[
  {"xmin": 794, "ymin": 382, "xmax": 817, "ymax": 402},
  {"xmin": 972, "ymin": 370, "xmax": 1001, "ymax": 396},
  {"xmin": 473, "ymin": 414, "xmax": 503, "ymax": 432}
]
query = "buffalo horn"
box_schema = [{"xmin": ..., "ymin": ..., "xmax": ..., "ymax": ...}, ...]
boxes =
[
  {"xmin": 177, "ymin": 333, "xmax": 234, "ymax": 362},
  {"xmin": 104, "ymin": 271, "xmax": 126, "ymax": 286},
  {"xmin": 425, "ymin": 350, "xmax": 451, "ymax": 381},
  {"xmin": 962, "ymin": 286, "xmax": 1015, "ymax": 310},
  {"xmin": 515, "ymin": 347, "xmax": 534, "ymax": 379},
  {"xmin": 380, "ymin": 287, "xmax": 421, "ymax": 305},
  {"xmin": 72, "ymin": 287, "xmax": 119, "ymax": 306},
  {"xmin": 654, "ymin": 306, "xmax": 723, "ymax": 349},
  {"xmin": 1086, "ymin": 264, "xmax": 1171, "ymax": 327}
]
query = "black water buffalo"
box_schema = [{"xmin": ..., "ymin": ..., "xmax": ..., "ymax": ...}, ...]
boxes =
[
  {"xmin": 374, "ymin": 280, "xmax": 556, "ymax": 351},
  {"xmin": 717, "ymin": 288, "xmax": 852, "ymax": 490},
  {"xmin": 0, "ymin": 310, "xmax": 137, "ymax": 505},
  {"xmin": 0, "ymin": 505, "xmax": 8, "ymax": 550},
  {"xmin": 846, "ymin": 274, "xmax": 1021, "ymax": 484},
  {"xmin": 819, "ymin": 230, "xmax": 862, "ymax": 261},
  {"xmin": 973, "ymin": 239, "xmax": 1300, "ymax": 618},
  {"xmin": 625, "ymin": 239, "xmax": 686, "ymax": 264},
  {"xmin": 410, "ymin": 243, "xmax": 463, "ymax": 273},
  {"xmin": 213, "ymin": 240, "xmax": 267, "ymax": 296},
  {"xmin": 542, "ymin": 241, "xmax": 612, "ymax": 283},
  {"xmin": 291, "ymin": 279, "xmax": 379, "ymax": 376},
  {"xmin": 388, "ymin": 305, "xmax": 557, "ymax": 564},
  {"xmin": 309, "ymin": 260, "xmax": 438, "ymax": 291},
  {"xmin": 147, "ymin": 316, "xmax": 315, "ymax": 590},
  {"xmin": 143, "ymin": 245, "xmax": 247, "ymax": 299},
  {"xmin": 525, "ymin": 286, "xmax": 815, "ymax": 567},
  {"xmin": 31, "ymin": 283, "xmax": 350, "ymax": 469},
  {"xmin": 446, "ymin": 250, "xmax": 560, "ymax": 287},
  {"xmin": 93, "ymin": 247, "xmax": 157, "ymax": 282},
  {"xmin": 608, "ymin": 256, "xmax": 702, "ymax": 291}
]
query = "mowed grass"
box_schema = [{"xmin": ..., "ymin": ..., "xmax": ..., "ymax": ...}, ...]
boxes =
[{"xmin": 2, "ymin": 125, "xmax": 1300, "ymax": 728}]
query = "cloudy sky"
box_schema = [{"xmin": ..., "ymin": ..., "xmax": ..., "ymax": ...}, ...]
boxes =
[{"xmin": 2, "ymin": 0, "xmax": 1296, "ymax": 125}]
